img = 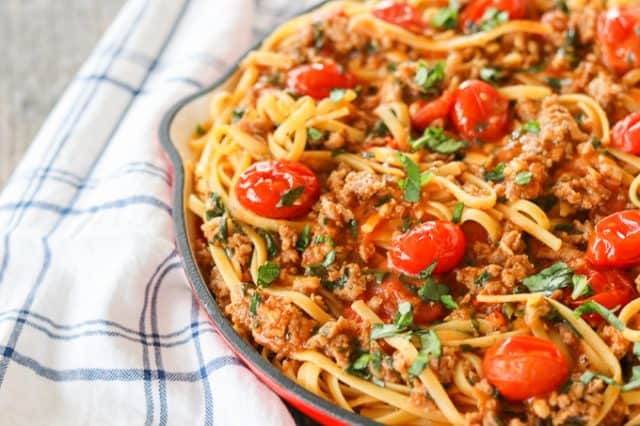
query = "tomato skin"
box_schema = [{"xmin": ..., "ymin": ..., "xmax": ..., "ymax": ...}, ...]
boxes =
[
  {"xmin": 409, "ymin": 90, "xmax": 455, "ymax": 131},
  {"xmin": 451, "ymin": 80, "xmax": 509, "ymax": 142},
  {"xmin": 388, "ymin": 221, "xmax": 466, "ymax": 275},
  {"xmin": 368, "ymin": 277, "xmax": 446, "ymax": 325},
  {"xmin": 586, "ymin": 210, "xmax": 640, "ymax": 268},
  {"xmin": 372, "ymin": 1, "xmax": 425, "ymax": 34},
  {"xmin": 597, "ymin": 7, "xmax": 640, "ymax": 74},
  {"xmin": 611, "ymin": 112, "xmax": 640, "ymax": 155},
  {"xmin": 234, "ymin": 160, "xmax": 320, "ymax": 219},
  {"xmin": 570, "ymin": 265, "xmax": 636, "ymax": 324},
  {"xmin": 287, "ymin": 63, "xmax": 356, "ymax": 100},
  {"xmin": 459, "ymin": 0, "xmax": 527, "ymax": 32},
  {"xmin": 483, "ymin": 335, "xmax": 569, "ymax": 401}
]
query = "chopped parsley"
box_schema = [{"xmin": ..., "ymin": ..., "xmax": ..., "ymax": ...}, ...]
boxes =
[
  {"xmin": 411, "ymin": 127, "xmax": 467, "ymax": 154},
  {"xmin": 322, "ymin": 250, "xmax": 336, "ymax": 267},
  {"xmin": 195, "ymin": 124, "xmax": 206, "ymax": 136},
  {"xmin": 276, "ymin": 186, "xmax": 305, "ymax": 208},
  {"xmin": 440, "ymin": 294, "xmax": 459, "ymax": 309},
  {"xmin": 414, "ymin": 61, "xmax": 446, "ymax": 95},
  {"xmin": 205, "ymin": 192, "xmax": 226, "ymax": 220},
  {"xmin": 431, "ymin": 0, "xmax": 459, "ymax": 30},
  {"xmin": 514, "ymin": 171, "xmax": 533, "ymax": 185},
  {"xmin": 330, "ymin": 88, "xmax": 347, "ymax": 102},
  {"xmin": 369, "ymin": 120, "xmax": 390, "ymax": 137},
  {"xmin": 218, "ymin": 216, "xmax": 228, "ymax": 243},
  {"xmin": 258, "ymin": 229, "xmax": 279, "ymax": 259},
  {"xmin": 570, "ymin": 274, "xmax": 592, "ymax": 300},
  {"xmin": 475, "ymin": 271, "xmax": 492, "ymax": 287},
  {"xmin": 249, "ymin": 292, "xmax": 262, "ymax": 316},
  {"xmin": 452, "ymin": 202, "xmax": 464, "ymax": 224},
  {"xmin": 365, "ymin": 269, "xmax": 390, "ymax": 284},
  {"xmin": 396, "ymin": 153, "xmax": 422, "ymax": 203},
  {"xmin": 231, "ymin": 108, "xmax": 245, "ymax": 122},
  {"xmin": 408, "ymin": 330, "xmax": 442, "ymax": 377},
  {"xmin": 314, "ymin": 235, "xmax": 335, "ymax": 247},
  {"xmin": 484, "ymin": 163, "xmax": 506, "ymax": 182},
  {"xmin": 312, "ymin": 22, "xmax": 325, "ymax": 49},
  {"xmin": 574, "ymin": 301, "xmax": 625, "ymax": 330},
  {"xmin": 348, "ymin": 219, "xmax": 358, "ymax": 239},
  {"xmin": 295, "ymin": 225, "xmax": 311, "ymax": 253},
  {"xmin": 544, "ymin": 76, "xmax": 571, "ymax": 91},
  {"xmin": 371, "ymin": 302, "xmax": 413, "ymax": 339},
  {"xmin": 556, "ymin": 0, "xmax": 569, "ymax": 13},
  {"xmin": 580, "ymin": 370, "xmax": 618, "ymax": 386},
  {"xmin": 522, "ymin": 120, "xmax": 541, "ymax": 134},
  {"xmin": 522, "ymin": 262, "xmax": 573, "ymax": 295},
  {"xmin": 480, "ymin": 67, "xmax": 505, "ymax": 85},
  {"xmin": 257, "ymin": 261, "xmax": 280, "ymax": 287},
  {"xmin": 306, "ymin": 127, "xmax": 325, "ymax": 141},
  {"xmin": 480, "ymin": 7, "xmax": 509, "ymax": 31}
]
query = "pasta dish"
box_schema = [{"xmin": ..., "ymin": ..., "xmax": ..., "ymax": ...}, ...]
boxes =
[{"xmin": 187, "ymin": 0, "xmax": 640, "ymax": 424}]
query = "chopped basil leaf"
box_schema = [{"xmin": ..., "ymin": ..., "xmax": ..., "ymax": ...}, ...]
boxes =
[
  {"xmin": 574, "ymin": 301, "xmax": 625, "ymax": 330},
  {"xmin": 400, "ymin": 216, "xmax": 413, "ymax": 232},
  {"xmin": 409, "ymin": 330, "xmax": 442, "ymax": 376},
  {"xmin": 580, "ymin": 370, "xmax": 618, "ymax": 386},
  {"xmin": 330, "ymin": 88, "xmax": 347, "ymax": 102},
  {"xmin": 365, "ymin": 269, "xmax": 390, "ymax": 284},
  {"xmin": 372, "ymin": 376, "xmax": 385, "ymax": 387},
  {"xmin": 218, "ymin": 216, "xmax": 228, "ymax": 243},
  {"xmin": 296, "ymin": 225, "xmax": 311, "ymax": 253},
  {"xmin": 394, "ymin": 301, "xmax": 414, "ymax": 329},
  {"xmin": 259, "ymin": 229, "xmax": 279, "ymax": 259},
  {"xmin": 314, "ymin": 235, "xmax": 335, "ymax": 247},
  {"xmin": 195, "ymin": 124, "xmax": 206, "ymax": 136},
  {"xmin": 484, "ymin": 162, "xmax": 506, "ymax": 182},
  {"xmin": 348, "ymin": 219, "xmax": 358, "ymax": 239},
  {"xmin": 369, "ymin": 120, "xmax": 390, "ymax": 137},
  {"xmin": 570, "ymin": 274, "xmax": 592, "ymax": 300},
  {"xmin": 277, "ymin": 186, "xmax": 306, "ymax": 208},
  {"xmin": 418, "ymin": 261, "xmax": 438, "ymax": 279},
  {"xmin": 408, "ymin": 352, "xmax": 429, "ymax": 377},
  {"xmin": 475, "ymin": 271, "xmax": 492, "ymax": 287},
  {"xmin": 231, "ymin": 108, "xmax": 245, "ymax": 122},
  {"xmin": 322, "ymin": 250, "xmax": 336, "ymax": 267},
  {"xmin": 522, "ymin": 262, "xmax": 573, "ymax": 295},
  {"xmin": 533, "ymin": 194, "xmax": 557, "ymax": 212},
  {"xmin": 376, "ymin": 195, "xmax": 392, "ymax": 207},
  {"xmin": 396, "ymin": 153, "xmax": 422, "ymax": 203},
  {"xmin": 591, "ymin": 137, "xmax": 602, "ymax": 149},
  {"xmin": 205, "ymin": 193, "xmax": 226, "ymax": 220},
  {"xmin": 312, "ymin": 22, "xmax": 325, "ymax": 49},
  {"xmin": 440, "ymin": 294, "xmax": 459, "ymax": 309},
  {"xmin": 480, "ymin": 7, "xmax": 509, "ymax": 31},
  {"xmin": 452, "ymin": 202, "xmax": 464, "ymax": 224},
  {"xmin": 371, "ymin": 350, "xmax": 382, "ymax": 371},
  {"xmin": 351, "ymin": 353, "xmax": 371, "ymax": 370},
  {"xmin": 249, "ymin": 292, "xmax": 262, "ymax": 316},
  {"xmin": 545, "ymin": 76, "xmax": 568, "ymax": 91},
  {"xmin": 421, "ymin": 171, "xmax": 434, "ymax": 185},
  {"xmin": 557, "ymin": 0, "xmax": 569, "ymax": 13},
  {"xmin": 414, "ymin": 61, "xmax": 446, "ymax": 95},
  {"xmin": 418, "ymin": 280, "xmax": 450, "ymax": 302},
  {"xmin": 307, "ymin": 127, "xmax": 324, "ymax": 141},
  {"xmin": 522, "ymin": 120, "xmax": 541, "ymax": 134},
  {"xmin": 386, "ymin": 63, "xmax": 397, "ymax": 72},
  {"xmin": 257, "ymin": 261, "xmax": 280, "ymax": 287},
  {"xmin": 622, "ymin": 366, "xmax": 640, "ymax": 392},
  {"xmin": 480, "ymin": 67, "xmax": 505, "ymax": 85},
  {"xmin": 411, "ymin": 127, "xmax": 467, "ymax": 154},
  {"xmin": 370, "ymin": 324, "xmax": 408, "ymax": 340},
  {"xmin": 514, "ymin": 171, "xmax": 533, "ymax": 185},
  {"xmin": 431, "ymin": 0, "xmax": 459, "ymax": 29}
]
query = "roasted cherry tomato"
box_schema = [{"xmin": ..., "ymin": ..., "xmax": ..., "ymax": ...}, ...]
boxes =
[
  {"xmin": 459, "ymin": 0, "xmax": 527, "ymax": 32},
  {"xmin": 235, "ymin": 160, "xmax": 320, "ymax": 219},
  {"xmin": 372, "ymin": 1, "xmax": 425, "ymax": 34},
  {"xmin": 570, "ymin": 265, "xmax": 636, "ymax": 324},
  {"xmin": 611, "ymin": 112, "xmax": 640, "ymax": 155},
  {"xmin": 451, "ymin": 80, "xmax": 509, "ymax": 142},
  {"xmin": 483, "ymin": 335, "xmax": 569, "ymax": 401},
  {"xmin": 409, "ymin": 90, "xmax": 455, "ymax": 131},
  {"xmin": 388, "ymin": 221, "xmax": 466, "ymax": 275},
  {"xmin": 368, "ymin": 276, "xmax": 446, "ymax": 324},
  {"xmin": 597, "ymin": 7, "xmax": 640, "ymax": 74},
  {"xmin": 586, "ymin": 210, "xmax": 640, "ymax": 268},
  {"xmin": 287, "ymin": 63, "xmax": 357, "ymax": 100}
]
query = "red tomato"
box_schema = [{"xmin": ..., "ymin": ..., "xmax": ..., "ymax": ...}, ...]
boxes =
[
  {"xmin": 287, "ymin": 63, "xmax": 357, "ymax": 100},
  {"xmin": 372, "ymin": 1, "xmax": 425, "ymax": 34},
  {"xmin": 388, "ymin": 221, "xmax": 466, "ymax": 275},
  {"xmin": 459, "ymin": 0, "xmax": 527, "ymax": 32},
  {"xmin": 597, "ymin": 7, "xmax": 640, "ymax": 74},
  {"xmin": 483, "ymin": 335, "xmax": 569, "ymax": 401},
  {"xmin": 451, "ymin": 80, "xmax": 509, "ymax": 142},
  {"xmin": 586, "ymin": 210, "xmax": 640, "ymax": 268},
  {"xmin": 234, "ymin": 160, "xmax": 320, "ymax": 219},
  {"xmin": 409, "ymin": 90, "xmax": 455, "ymax": 131},
  {"xmin": 571, "ymin": 266, "xmax": 636, "ymax": 324},
  {"xmin": 367, "ymin": 276, "xmax": 446, "ymax": 325},
  {"xmin": 611, "ymin": 112, "xmax": 640, "ymax": 155}
]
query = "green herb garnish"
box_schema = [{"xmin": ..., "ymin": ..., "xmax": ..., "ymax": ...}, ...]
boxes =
[
  {"xmin": 411, "ymin": 127, "xmax": 467, "ymax": 154},
  {"xmin": 257, "ymin": 261, "xmax": 280, "ymax": 287},
  {"xmin": 414, "ymin": 61, "xmax": 446, "ymax": 95},
  {"xmin": 396, "ymin": 153, "xmax": 422, "ymax": 203},
  {"xmin": 522, "ymin": 262, "xmax": 573, "ymax": 295},
  {"xmin": 277, "ymin": 186, "xmax": 305, "ymax": 208},
  {"xmin": 514, "ymin": 171, "xmax": 533, "ymax": 185},
  {"xmin": 574, "ymin": 301, "xmax": 625, "ymax": 330},
  {"xmin": 452, "ymin": 202, "xmax": 464, "ymax": 224},
  {"xmin": 484, "ymin": 163, "xmax": 506, "ymax": 182}
]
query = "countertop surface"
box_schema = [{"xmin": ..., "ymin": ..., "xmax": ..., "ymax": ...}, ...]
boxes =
[{"xmin": 0, "ymin": 0, "xmax": 125, "ymax": 188}]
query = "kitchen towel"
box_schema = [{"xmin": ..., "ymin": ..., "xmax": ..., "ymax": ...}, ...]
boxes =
[{"xmin": 0, "ymin": 1, "xmax": 319, "ymax": 424}]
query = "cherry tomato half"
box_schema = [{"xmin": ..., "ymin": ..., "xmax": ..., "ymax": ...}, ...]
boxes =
[
  {"xmin": 586, "ymin": 210, "xmax": 640, "ymax": 268},
  {"xmin": 597, "ymin": 7, "xmax": 640, "ymax": 74},
  {"xmin": 287, "ymin": 63, "xmax": 357, "ymax": 100},
  {"xmin": 234, "ymin": 160, "xmax": 320, "ymax": 219},
  {"xmin": 409, "ymin": 90, "xmax": 455, "ymax": 131},
  {"xmin": 611, "ymin": 112, "xmax": 640, "ymax": 155},
  {"xmin": 372, "ymin": 1, "xmax": 425, "ymax": 34},
  {"xmin": 451, "ymin": 80, "xmax": 509, "ymax": 142},
  {"xmin": 367, "ymin": 276, "xmax": 446, "ymax": 325},
  {"xmin": 570, "ymin": 265, "xmax": 636, "ymax": 325},
  {"xmin": 483, "ymin": 335, "xmax": 569, "ymax": 401},
  {"xmin": 388, "ymin": 221, "xmax": 466, "ymax": 275},
  {"xmin": 459, "ymin": 0, "xmax": 527, "ymax": 32}
]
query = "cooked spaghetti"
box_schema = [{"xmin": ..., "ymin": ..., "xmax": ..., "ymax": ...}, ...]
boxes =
[{"xmin": 187, "ymin": 1, "xmax": 640, "ymax": 424}]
